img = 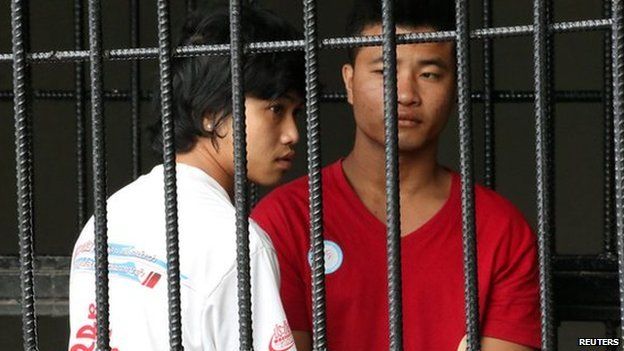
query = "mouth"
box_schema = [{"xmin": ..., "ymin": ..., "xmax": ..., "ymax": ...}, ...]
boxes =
[
  {"xmin": 397, "ymin": 115, "xmax": 422, "ymax": 127},
  {"xmin": 275, "ymin": 153, "xmax": 295, "ymax": 170}
]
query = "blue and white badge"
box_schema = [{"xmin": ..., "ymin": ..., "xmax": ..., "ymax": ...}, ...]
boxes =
[{"xmin": 308, "ymin": 240, "xmax": 344, "ymax": 274}]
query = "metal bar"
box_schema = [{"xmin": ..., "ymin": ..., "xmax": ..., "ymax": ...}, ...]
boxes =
[
  {"xmin": 11, "ymin": 0, "xmax": 39, "ymax": 349},
  {"xmin": 379, "ymin": 1, "xmax": 403, "ymax": 350},
  {"xmin": 130, "ymin": 0, "xmax": 141, "ymax": 179},
  {"xmin": 611, "ymin": 0, "xmax": 624, "ymax": 341},
  {"xmin": 533, "ymin": 0, "xmax": 556, "ymax": 349},
  {"xmin": 0, "ymin": 18, "xmax": 614, "ymax": 64},
  {"xmin": 545, "ymin": 0, "xmax": 559, "ymax": 350},
  {"xmin": 604, "ymin": 0, "xmax": 617, "ymax": 256},
  {"xmin": 324, "ymin": 31, "xmax": 455, "ymax": 50},
  {"xmin": 229, "ymin": 1, "xmax": 253, "ymax": 350},
  {"xmin": 0, "ymin": 256, "xmax": 69, "ymax": 317},
  {"xmin": 546, "ymin": 0, "xmax": 556, "ymax": 252},
  {"xmin": 303, "ymin": 0, "xmax": 327, "ymax": 349},
  {"xmin": 545, "ymin": 4, "xmax": 559, "ymax": 350},
  {"xmin": 74, "ymin": 0, "xmax": 88, "ymax": 231},
  {"xmin": 0, "ymin": 89, "xmax": 606, "ymax": 103},
  {"xmin": 0, "ymin": 89, "xmax": 155, "ymax": 101},
  {"xmin": 156, "ymin": 0, "xmax": 184, "ymax": 349},
  {"xmin": 554, "ymin": 254, "xmax": 618, "ymax": 270},
  {"xmin": 455, "ymin": 0, "xmax": 481, "ymax": 350},
  {"xmin": 470, "ymin": 90, "xmax": 603, "ymax": 103},
  {"xmin": 87, "ymin": 0, "xmax": 111, "ymax": 349},
  {"xmin": 483, "ymin": 0, "xmax": 495, "ymax": 189},
  {"xmin": 248, "ymin": 183, "xmax": 258, "ymax": 210}
]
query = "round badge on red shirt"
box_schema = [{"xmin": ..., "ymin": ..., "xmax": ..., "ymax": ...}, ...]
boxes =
[{"xmin": 307, "ymin": 240, "xmax": 344, "ymax": 274}]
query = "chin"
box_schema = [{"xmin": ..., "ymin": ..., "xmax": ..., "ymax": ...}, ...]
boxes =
[
  {"xmin": 251, "ymin": 174, "xmax": 282, "ymax": 187},
  {"xmin": 397, "ymin": 141, "xmax": 427, "ymax": 152}
]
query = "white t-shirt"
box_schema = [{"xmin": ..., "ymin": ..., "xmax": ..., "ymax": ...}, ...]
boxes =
[{"xmin": 68, "ymin": 164, "xmax": 297, "ymax": 351}]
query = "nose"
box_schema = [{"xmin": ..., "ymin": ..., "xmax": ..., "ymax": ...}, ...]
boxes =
[
  {"xmin": 397, "ymin": 73, "xmax": 421, "ymax": 107},
  {"xmin": 281, "ymin": 113, "xmax": 299, "ymax": 146}
]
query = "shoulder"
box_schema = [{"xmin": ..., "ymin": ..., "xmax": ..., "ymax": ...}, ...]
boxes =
[
  {"xmin": 470, "ymin": 180, "xmax": 535, "ymax": 245},
  {"xmin": 250, "ymin": 162, "xmax": 343, "ymax": 251},
  {"xmin": 250, "ymin": 175, "xmax": 310, "ymax": 250},
  {"xmin": 249, "ymin": 219, "xmax": 279, "ymax": 254},
  {"xmin": 253, "ymin": 161, "xmax": 342, "ymax": 217},
  {"xmin": 473, "ymin": 182, "xmax": 528, "ymax": 225},
  {"xmin": 106, "ymin": 168, "xmax": 163, "ymax": 214},
  {"xmin": 251, "ymin": 172, "xmax": 311, "ymax": 227},
  {"xmin": 257, "ymin": 174, "xmax": 310, "ymax": 210}
]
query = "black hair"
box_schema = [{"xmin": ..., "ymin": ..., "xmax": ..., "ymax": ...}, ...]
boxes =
[
  {"xmin": 345, "ymin": 0, "xmax": 455, "ymax": 64},
  {"xmin": 150, "ymin": 3, "xmax": 305, "ymax": 154}
]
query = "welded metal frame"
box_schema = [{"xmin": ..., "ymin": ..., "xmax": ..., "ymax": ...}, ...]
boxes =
[{"xmin": 4, "ymin": 0, "xmax": 624, "ymax": 351}]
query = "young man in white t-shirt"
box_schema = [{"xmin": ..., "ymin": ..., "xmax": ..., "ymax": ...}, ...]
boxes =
[{"xmin": 68, "ymin": 5, "xmax": 303, "ymax": 351}]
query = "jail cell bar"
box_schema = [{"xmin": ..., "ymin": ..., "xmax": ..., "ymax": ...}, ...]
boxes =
[
  {"xmin": 302, "ymin": 0, "xmax": 329, "ymax": 350},
  {"xmin": 533, "ymin": 0, "xmax": 556, "ymax": 350},
  {"xmin": 613, "ymin": 0, "xmax": 624, "ymax": 347},
  {"xmin": 10, "ymin": 0, "xmax": 38, "ymax": 350},
  {"xmin": 6, "ymin": 1, "xmax": 624, "ymax": 351},
  {"xmin": 228, "ymin": 0, "xmax": 255, "ymax": 349}
]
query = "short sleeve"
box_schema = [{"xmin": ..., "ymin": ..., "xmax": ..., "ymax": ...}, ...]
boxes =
[
  {"xmin": 252, "ymin": 197, "xmax": 311, "ymax": 332},
  {"xmin": 481, "ymin": 211, "xmax": 542, "ymax": 349},
  {"xmin": 202, "ymin": 247, "xmax": 297, "ymax": 351}
]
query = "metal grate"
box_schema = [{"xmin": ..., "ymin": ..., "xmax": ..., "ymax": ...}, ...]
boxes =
[{"xmin": 4, "ymin": 0, "xmax": 624, "ymax": 350}]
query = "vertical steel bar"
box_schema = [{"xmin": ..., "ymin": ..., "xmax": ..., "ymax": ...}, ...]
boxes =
[
  {"xmin": 380, "ymin": 1, "xmax": 403, "ymax": 350},
  {"xmin": 455, "ymin": 0, "xmax": 481, "ymax": 350},
  {"xmin": 533, "ymin": 0, "xmax": 556, "ymax": 349},
  {"xmin": 229, "ymin": 1, "xmax": 253, "ymax": 349},
  {"xmin": 611, "ymin": 0, "xmax": 624, "ymax": 342},
  {"xmin": 482, "ymin": 0, "xmax": 495, "ymax": 189},
  {"xmin": 87, "ymin": 0, "xmax": 111, "ymax": 349},
  {"xmin": 130, "ymin": 0, "xmax": 141, "ymax": 179},
  {"xmin": 605, "ymin": 0, "xmax": 617, "ymax": 256},
  {"xmin": 156, "ymin": 0, "xmax": 184, "ymax": 349},
  {"xmin": 303, "ymin": 0, "xmax": 327, "ymax": 350},
  {"xmin": 249, "ymin": 182, "xmax": 258, "ymax": 210},
  {"xmin": 11, "ymin": 0, "xmax": 39, "ymax": 349},
  {"xmin": 545, "ymin": 0, "xmax": 559, "ymax": 346},
  {"xmin": 74, "ymin": 0, "xmax": 88, "ymax": 230},
  {"xmin": 546, "ymin": 0, "xmax": 557, "ymax": 247}
]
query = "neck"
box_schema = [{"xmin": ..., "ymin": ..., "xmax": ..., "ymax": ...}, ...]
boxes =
[
  {"xmin": 343, "ymin": 133, "xmax": 443, "ymax": 197},
  {"xmin": 175, "ymin": 143, "xmax": 234, "ymax": 200}
]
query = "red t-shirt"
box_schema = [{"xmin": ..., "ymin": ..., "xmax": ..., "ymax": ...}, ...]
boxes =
[{"xmin": 251, "ymin": 160, "xmax": 541, "ymax": 350}]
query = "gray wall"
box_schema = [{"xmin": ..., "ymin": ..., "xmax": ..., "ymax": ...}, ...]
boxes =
[{"xmin": 0, "ymin": 0, "xmax": 614, "ymax": 349}]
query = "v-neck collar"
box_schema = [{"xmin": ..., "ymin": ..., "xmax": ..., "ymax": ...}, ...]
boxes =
[{"xmin": 330, "ymin": 159, "xmax": 461, "ymax": 242}]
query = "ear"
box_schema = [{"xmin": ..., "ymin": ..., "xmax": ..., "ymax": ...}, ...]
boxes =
[
  {"xmin": 341, "ymin": 63, "xmax": 355, "ymax": 105},
  {"xmin": 203, "ymin": 118, "xmax": 214, "ymax": 133},
  {"xmin": 201, "ymin": 113, "xmax": 216, "ymax": 133}
]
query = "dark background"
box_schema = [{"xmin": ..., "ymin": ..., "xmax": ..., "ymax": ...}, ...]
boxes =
[{"xmin": 0, "ymin": 0, "xmax": 615, "ymax": 349}]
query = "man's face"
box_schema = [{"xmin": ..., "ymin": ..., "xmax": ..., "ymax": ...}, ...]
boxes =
[
  {"xmin": 216, "ymin": 93, "xmax": 303, "ymax": 186},
  {"xmin": 342, "ymin": 25, "xmax": 456, "ymax": 152}
]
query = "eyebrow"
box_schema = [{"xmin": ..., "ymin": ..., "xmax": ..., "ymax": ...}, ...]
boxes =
[
  {"xmin": 275, "ymin": 93, "xmax": 304, "ymax": 106},
  {"xmin": 276, "ymin": 93, "xmax": 301, "ymax": 102},
  {"xmin": 368, "ymin": 57, "xmax": 450, "ymax": 71}
]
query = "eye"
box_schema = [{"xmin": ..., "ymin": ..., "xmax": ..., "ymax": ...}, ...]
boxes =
[
  {"xmin": 269, "ymin": 103, "xmax": 285, "ymax": 115},
  {"xmin": 421, "ymin": 72, "xmax": 441, "ymax": 80},
  {"xmin": 372, "ymin": 69, "xmax": 384, "ymax": 75}
]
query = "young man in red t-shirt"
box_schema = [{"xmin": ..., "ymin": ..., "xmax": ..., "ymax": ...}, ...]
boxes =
[{"xmin": 251, "ymin": 1, "xmax": 541, "ymax": 350}]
